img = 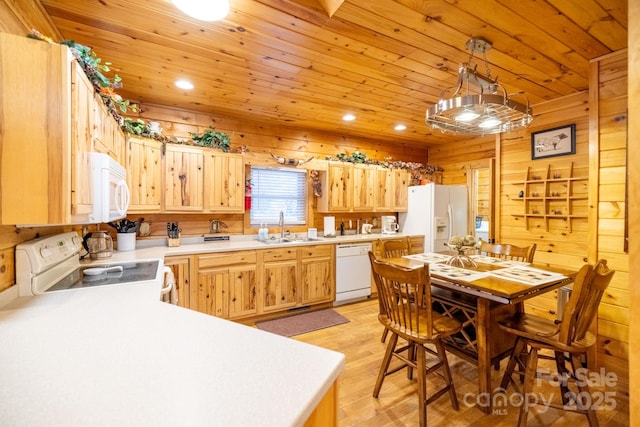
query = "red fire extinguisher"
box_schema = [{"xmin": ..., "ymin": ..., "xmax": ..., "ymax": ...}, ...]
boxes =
[{"xmin": 245, "ymin": 182, "xmax": 252, "ymax": 210}]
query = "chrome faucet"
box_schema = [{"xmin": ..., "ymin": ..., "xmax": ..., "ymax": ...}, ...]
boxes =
[{"xmin": 279, "ymin": 211, "xmax": 285, "ymax": 239}]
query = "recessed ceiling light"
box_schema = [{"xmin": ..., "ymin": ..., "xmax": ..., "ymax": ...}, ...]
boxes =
[
  {"xmin": 394, "ymin": 124, "xmax": 407, "ymax": 131},
  {"xmin": 175, "ymin": 79, "xmax": 194, "ymax": 90},
  {"xmin": 171, "ymin": 0, "xmax": 229, "ymax": 21},
  {"xmin": 342, "ymin": 114, "xmax": 356, "ymax": 121}
]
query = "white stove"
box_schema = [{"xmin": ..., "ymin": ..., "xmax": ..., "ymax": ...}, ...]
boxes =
[{"xmin": 16, "ymin": 232, "xmax": 161, "ymax": 296}]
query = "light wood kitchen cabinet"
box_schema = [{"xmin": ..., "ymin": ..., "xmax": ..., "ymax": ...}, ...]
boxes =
[
  {"xmin": 178, "ymin": 244, "xmax": 334, "ymax": 320},
  {"xmin": 374, "ymin": 167, "xmax": 410, "ymax": 212},
  {"xmin": 375, "ymin": 167, "xmax": 394, "ymax": 211},
  {"xmin": 204, "ymin": 151, "xmax": 245, "ymax": 213},
  {"xmin": 164, "ymin": 255, "xmax": 192, "ymax": 309},
  {"xmin": 392, "ymin": 168, "xmax": 410, "ymax": 211},
  {"xmin": 318, "ymin": 161, "xmax": 410, "ymax": 213},
  {"xmin": 352, "ymin": 164, "xmax": 375, "ymax": 211},
  {"xmin": 260, "ymin": 247, "xmax": 299, "ymax": 312},
  {"xmin": 0, "ymin": 33, "xmax": 90, "ymax": 224},
  {"xmin": 0, "ymin": 33, "xmax": 127, "ymax": 225},
  {"xmin": 317, "ymin": 162, "xmax": 353, "ymax": 212},
  {"xmin": 196, "ymin": 251, "xmax": 257, "ymax": 319},
  {"xmin": 70, "ymin": 60, "xmax": 96, "ymax": 220},
  {"xmin": 164, "ymin": 144, "xmax": 204, "ymax": 211},
  {"xmin": 126, "ymin": 137, "xmax": 162, "ymax": 212},
  {"xmin": 300, "ymin": 245, "xmax": 335, "ymax": 304},
  {"xmin": 93, "ymin": 96, "xmax": 125, "ymax": 163}
]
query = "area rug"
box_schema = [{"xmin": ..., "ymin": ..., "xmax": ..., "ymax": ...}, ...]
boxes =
[{"xmin": 255, "ymin": 309, "xmax": 349, "ymax": 337}]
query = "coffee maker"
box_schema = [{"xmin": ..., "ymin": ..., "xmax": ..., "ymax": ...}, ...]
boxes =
[{"xmin": 381, "ymin": 215, "xmax": 399, "ymax": 234}]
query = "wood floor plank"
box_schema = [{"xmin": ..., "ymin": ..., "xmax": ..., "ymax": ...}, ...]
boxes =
[{"xmin": 277, "ymin": 299, "xmax": 630, "ymax": 426}]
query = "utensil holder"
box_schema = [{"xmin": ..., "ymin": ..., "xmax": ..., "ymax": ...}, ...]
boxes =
[{"xmin": 117, "ymin": 233, "xmax": 136, "ymax": 252}]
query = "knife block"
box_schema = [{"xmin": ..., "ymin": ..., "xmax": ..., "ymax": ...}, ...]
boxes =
[{"xmin": 167, "ymin": 235, "xmax": 181, "ymax": 247}]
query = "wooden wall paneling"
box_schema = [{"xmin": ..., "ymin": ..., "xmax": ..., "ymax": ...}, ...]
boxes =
[
  {"xmin": 597, "ymin": 335, "xmax": 629, "ymax": 364},
  {"xmin": 125, "ymin": 102, "xmax": 430, "ymax": 237},
  {"xmin": 588, "ymin": 50, "xmax": 629, "ymax": 388},
  {"xmin": 133, "ymin": 103, "xmax": 427, "ymax": 163}
]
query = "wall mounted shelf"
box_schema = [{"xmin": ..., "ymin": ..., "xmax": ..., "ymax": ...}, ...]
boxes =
[{"xmin": 511, "ymin": 162, "xmax": 587, "ymax": 231}]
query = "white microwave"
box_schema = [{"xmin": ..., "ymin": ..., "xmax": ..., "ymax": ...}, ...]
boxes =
[
  {"xmin": 91, "ymin": 152, "xmax": 130, "ymax": 224},
  {"xmin": 17, "ymin": 153, "xmax": 130, "ymax": 227}
]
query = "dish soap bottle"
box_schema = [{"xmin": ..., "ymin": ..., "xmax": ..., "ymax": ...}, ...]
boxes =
[{"xmin": 258, "ymin": 224, "xmax": 268, "ymax": 241}]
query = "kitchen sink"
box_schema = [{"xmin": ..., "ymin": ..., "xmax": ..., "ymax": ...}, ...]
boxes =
[{"xmin": 259, "ymin": 236, "xmax": 324, "ymax": 245}]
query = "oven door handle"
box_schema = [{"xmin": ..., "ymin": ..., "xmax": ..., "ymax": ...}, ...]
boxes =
[{"xmin": 161, "ymin": 266, "xmax": 177, "ymax": 304}]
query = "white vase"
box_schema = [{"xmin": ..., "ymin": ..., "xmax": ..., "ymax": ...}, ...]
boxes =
[{"xmin": 117, "ymin": 233, "xmax": 136, "ymax": 251}]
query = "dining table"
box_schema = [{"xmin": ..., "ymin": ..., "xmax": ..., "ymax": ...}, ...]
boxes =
[{"xmin": 384, "ymin": 252, "xmax": 577, "ymax": 413}]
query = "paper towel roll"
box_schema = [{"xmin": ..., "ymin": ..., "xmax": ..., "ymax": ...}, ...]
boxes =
[{"xmin": 323, "ymin": 216, "xmax": 336, "ymax": 237}]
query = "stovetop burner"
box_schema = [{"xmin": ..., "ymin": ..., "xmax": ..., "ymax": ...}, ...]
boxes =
[{"xmin": 46, "ymin": 261, "xmax": 160, "ymax": 292}]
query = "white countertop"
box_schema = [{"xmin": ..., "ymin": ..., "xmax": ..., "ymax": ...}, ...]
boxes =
[
  {"xmin": 134, "ymin": 232, "xmax": 413, "ymax": 258},
  {"xmin": 0, "ymin": 253, "xmax": 345, "ymax": 426}
]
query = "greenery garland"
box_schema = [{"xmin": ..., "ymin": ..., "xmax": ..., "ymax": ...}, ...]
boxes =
[
  {"xmin": 325, "ymin": 151, "xmax": 443, "ymax": 175},
  {"xmin": 28, "ymin": 29, "xmax": 137, "ymax": 122}
]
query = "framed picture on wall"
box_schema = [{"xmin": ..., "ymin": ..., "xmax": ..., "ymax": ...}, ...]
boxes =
[{"xmin": 531, "ymin": 124, "xmax": 576, "ymax": 160}]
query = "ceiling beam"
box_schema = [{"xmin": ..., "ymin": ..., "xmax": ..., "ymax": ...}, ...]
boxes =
[{"xmin": 317, "ymin": 0, "xmax": 345, "ymax": 17}]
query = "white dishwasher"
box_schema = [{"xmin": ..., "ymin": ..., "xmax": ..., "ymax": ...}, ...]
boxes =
[{"xmin": 334, "ymin": 242, "xmax": 372, "ymax": 305}]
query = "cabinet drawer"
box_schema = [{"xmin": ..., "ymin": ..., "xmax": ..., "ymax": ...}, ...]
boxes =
[
  {"xmin": 262, "ymin": 247, "xmax": 297, "ymax": 262},
  {"xmin": 198, "ymin": 251, "xmax": 257, "ymax": 268},
  {"xmin": 299, "ymin": 245, "xmax": 333, "ymax": 258}
]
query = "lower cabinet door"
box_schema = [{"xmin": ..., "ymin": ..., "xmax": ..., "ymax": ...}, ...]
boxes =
[
  {"xmin": 301, "ymin": 256, "xmax": 334, "ymax": 304},
  {"xmin": 195, "ymin": 269, "xmax": 226, "ymax": 317},
  {"xmin": 262, "ymin": 260, "xmax": 298, "ymax": 312},
  {"xmin": 227, "ymin": 265, "xmax": 257, "ymax": 319}
]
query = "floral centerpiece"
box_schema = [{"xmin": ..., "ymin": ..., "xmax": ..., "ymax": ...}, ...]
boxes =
[{"xmin": 445, "ymin": 235, "xmax": 478, "ymax": 268}]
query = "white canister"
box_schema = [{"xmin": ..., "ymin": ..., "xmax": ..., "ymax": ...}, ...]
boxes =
[{"xmin": 117, "ymin": 233, "xmax": 136, "ymax": 251}]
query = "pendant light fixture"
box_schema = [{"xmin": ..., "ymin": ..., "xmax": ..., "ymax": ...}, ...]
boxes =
[
  {"xmin": 425, "ymin": 38, "xmax": 533, "ymax": 135},
  {"xmin": 171, "ymin": 0, "xmax": 230, "ymax": 21}
]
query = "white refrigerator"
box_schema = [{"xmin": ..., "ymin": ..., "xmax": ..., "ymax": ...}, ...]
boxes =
[{"xmin": 398, "ymin": 183, "xmax": 469, "ymax": 253}]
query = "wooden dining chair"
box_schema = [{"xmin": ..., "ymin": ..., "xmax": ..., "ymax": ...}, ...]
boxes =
[
  {"xmin": 368, "ymin": 252, "xmax": 461, "ymax": 427},
  {"xmin": 377, "ymin": 237, "xmax": 412, "ymax": 258},
  {"xmin": 375, "ymin": 237, "xmax": 413, "ymax": 342},
  {"xmin": 498, "ymin": 259, "xmax": 615, "ymax": 427},
  {"xmin": 479, "ymin": 240, "xmax": 537, "ymax": 263}
]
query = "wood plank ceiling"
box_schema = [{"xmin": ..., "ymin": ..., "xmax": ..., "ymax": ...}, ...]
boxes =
[{"xmin": 37, "ymin": 0, "xmax": 627, "ymax": 147}]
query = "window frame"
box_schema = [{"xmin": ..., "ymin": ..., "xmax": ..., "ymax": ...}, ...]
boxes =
[{"xmin": 248, "ymin": 165, "xmax": 308, "ymax": 228}]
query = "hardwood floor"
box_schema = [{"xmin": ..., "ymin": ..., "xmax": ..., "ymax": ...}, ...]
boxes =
[{"xmin": 289, "ymin": 299, "xmax": 629, "ymax": 426}]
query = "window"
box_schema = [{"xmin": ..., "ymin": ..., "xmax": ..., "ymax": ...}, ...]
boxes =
[{"xmin": 249, "ymin": 166, "xmax": 307, "ymax": 226}]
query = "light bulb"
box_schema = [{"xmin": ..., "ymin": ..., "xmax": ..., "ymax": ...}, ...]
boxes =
[
  {"xmin": 455, "ymin": 110, "xmax": 480, "ymax": 122},
  {"xmin": 172, "ymin": 0, "xmax": 229, "ymax": 21},
  {"xmin": 479, "ymin": 117, "xmax": 502, "ymax": 128}
]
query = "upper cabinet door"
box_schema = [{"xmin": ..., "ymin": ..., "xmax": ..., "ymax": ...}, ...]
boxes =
[
  {"xmin": 392, "ymin": 169, "xmax": 410, "ymax": 212},
  {"xmin": 70, "ymin": 61, "xmax": 96, "ymax": 221},
  {"xmin": 126, "ymin": 137, "xmax": 163, "ymax": 212},
  {"xmin": 164, "ymin": 144, "xmax": 204, "ymax": 211},
  {"xmin": 204, "ymin": 151, "xmax": 245, "ymax": 213},
  {"xmin": 93, "ymin": 98, "xmax": 124, "ymax": 163},
  {"xmin": 317, "ymin": 162, "xmax": 353, "ymax": 212},
  {"xmin": 352, "ymin": 164, "xmax": 375, "ymax": 211},
  {"xmin": 375, "ymin": 167, "xmax": 394, "ymax": 212}
]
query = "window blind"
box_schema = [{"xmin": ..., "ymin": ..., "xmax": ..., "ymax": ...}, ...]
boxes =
[{"xmin": 250, "ymin": 167, "xmax": 307, "ymax": 226}]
